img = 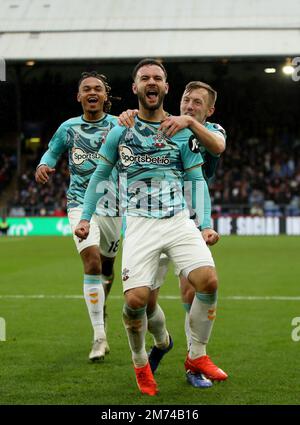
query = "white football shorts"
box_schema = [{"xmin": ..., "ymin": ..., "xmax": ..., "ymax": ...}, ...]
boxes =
[
  {"xmin": 68, "ymin": 207, "xmax": 121, "ymax": 257},
  {"xmin": 121, "ymin": 210, "xmax": 215, "ymax": 292},
  {"xmin": 152, "ymin": 253, "xmax": 170, "ymax": 290}
]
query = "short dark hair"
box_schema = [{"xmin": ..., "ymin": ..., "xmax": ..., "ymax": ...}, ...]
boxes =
[
  {"xmin": 184, "ymin": 81, "xmax": 217, "ymax": 106},
  {"xmin": 78, "ymin": 71, "xmax": 112, "ymax": 112},
  {"xmin": 132, "ymin": 58, "xmax": 168, "ymax": 81}
]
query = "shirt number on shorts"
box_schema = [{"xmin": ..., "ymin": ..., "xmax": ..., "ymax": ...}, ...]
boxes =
[{"xmin": 108, "ymin": 240, "xmax": 120, "ymax": 253}]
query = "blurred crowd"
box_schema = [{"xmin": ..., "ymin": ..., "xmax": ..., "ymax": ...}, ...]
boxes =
[
  {"xmin": 210, "ymin": 128, "xmax": 300, "ymax": 216},
  {"xmin": 8, "ymin": 154, "xmax": 69, "ymax": 217},
  {"xmin": 0, "ymin": 150, "xmax": 17, "ymax": 195}
]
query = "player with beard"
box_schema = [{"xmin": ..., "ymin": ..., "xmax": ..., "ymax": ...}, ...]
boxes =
[
  {"xmin": 118, "ymin": 81, "xmax": 227, "ymax": 388},
  {"xmin": 75, "ymin": 59, "xmax": 225, "ymax": 396}
]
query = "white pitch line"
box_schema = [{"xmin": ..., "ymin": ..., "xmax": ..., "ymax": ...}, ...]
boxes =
[{"xmin": 0, "ymin": 295, "xmax": 300, "ymax": 301}]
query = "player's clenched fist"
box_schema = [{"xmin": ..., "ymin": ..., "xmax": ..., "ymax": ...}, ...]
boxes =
[
  {"xmin": 74, "ymin": 220, "xmax": 90, "ymax": 240},
  {"xmin": 201, "ymin": 228, "xmax": 220, "ymax": 246},
  {"xmin": 35, "ymin": 165, "xmax": 55, "ymax": 184}
]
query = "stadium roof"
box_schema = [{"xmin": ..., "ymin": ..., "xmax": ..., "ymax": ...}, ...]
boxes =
[{"xmin": 0, "ymin": 0, "xmax": 300, "ymax": 60}]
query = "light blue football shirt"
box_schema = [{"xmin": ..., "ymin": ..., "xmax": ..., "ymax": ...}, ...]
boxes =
[
  {"xmin": 82, "ymin": 116, "xmax": 204, "ymax": 220},
  {"xmin": 38, "ymin": 114, "xmax": 118, "ymax": 215}
]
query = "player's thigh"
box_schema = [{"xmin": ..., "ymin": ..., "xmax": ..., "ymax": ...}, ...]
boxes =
[
  {"xmin": 121, "ymin": 217, "xmax": 162, "ymax": 293},
  {"xmin": 152, "ymin": 253, "xmax": 170, "ymax": 291},
  {"xmin": 68, "ymin": 207, "xmax": 100, "ymax": 254},
  {"xmin": 166, "ymin": 214, "xmax": 215, "ymax": 278},
  {"xmin": 97, "ymin": 216, "xmax": 122, "ymax": 258}
]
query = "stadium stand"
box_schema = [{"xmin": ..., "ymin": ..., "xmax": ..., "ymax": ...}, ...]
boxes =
[
  {"xmin": 0, "ymin": 149, "xmax": 17, "ymax": 195},
  {"xmin": 8, "ymin": 155, "xmax": 68, "ymax": 217},
  {"xmin": 4, "ymin": 123, "xmax": 299, "ymax": 217},
  {"xmin": 210, "ymin": 128, "xmax": 300, "ymax": 216}
]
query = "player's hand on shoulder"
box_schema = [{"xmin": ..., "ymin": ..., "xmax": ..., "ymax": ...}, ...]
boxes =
[
  {"xmin": 35, "ymin": 165, "xmax": 55, "ymax": 184},
  {"xmin": 201, "ymin": 228, "xmax": 220, "ymax": 246},
  {"xmin": 118, "ymin": 109, "xmax": 138, "ymax": 128},
  {"xmin": 159, "ymin": 115, "xmax": 191, "ymax": 137},
  {"xmin": 74, "ymin": 220, "xmax": 90, "ymax": 241}
]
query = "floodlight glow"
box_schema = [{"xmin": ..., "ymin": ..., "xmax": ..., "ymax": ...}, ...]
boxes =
[
  {"xmin": 282, "ymin": 65, "xmax": 294, "ymax": 75},
  {"xmin": 264, "ymin": 68, "xmax": 276, "ymax": 74}
]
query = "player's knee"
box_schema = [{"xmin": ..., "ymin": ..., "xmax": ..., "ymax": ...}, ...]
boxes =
[
  {"xmin": 127, "ymin": 297, "xmax": 146, "ymax": 310},
  {"xmin": 202, "ymin": 273, "xmax": 218, "ymax": 293},
  {"xmin": 125, "ymin": 288, "xmax": 149, "ymax": 310},
  {"xmin": 84, "ymin": 256, "xmax": 101, "ymax": 275},
  {"xmin": 182, "ymin": 287, "xmax": 196, "ymax": 304},
  {"xmin": 188, "ymin": 267, "xmax": 218, "ymax": 293}
]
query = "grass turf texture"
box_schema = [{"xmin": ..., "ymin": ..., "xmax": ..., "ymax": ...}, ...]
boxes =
[{"xmin": 0, "ymin": 235, "xmax": 300, "ymax": 405}]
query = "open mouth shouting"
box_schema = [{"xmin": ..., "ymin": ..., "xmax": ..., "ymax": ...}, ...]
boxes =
[
  {"xmin": 87, "ymin": 97, "xmax": 99, "ymax": 105},
  {"xmin": 145, "ymin": 88, "xmax": 159, "ymax": 103}
]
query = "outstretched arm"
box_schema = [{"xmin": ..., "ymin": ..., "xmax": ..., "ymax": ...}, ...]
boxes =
[
  {"xmin": 35, "ymin": 125, "xmax": 68, "ymax": 183},
  {"xmin": 75, "ymin": 125, "xmax": 121, "ymax": 240},
  {"xmin": 184, "ymin": 165, "xmax": 210, "ymax": 227},
  {"xmin": 185, "ymin": 168, "xmax": 219, "ymax": 245},
  {"xmin": 200, "ymin": 180, "xmax": 220, "ymax": 245},
  {"xmin": 75, "ymin": 160, "xmax": 114, "ymax": 240}
]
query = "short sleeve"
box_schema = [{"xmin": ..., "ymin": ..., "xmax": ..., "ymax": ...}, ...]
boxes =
[{"xmin": 181, "ymin": 134, "xmax": 204, "ymax": 170}]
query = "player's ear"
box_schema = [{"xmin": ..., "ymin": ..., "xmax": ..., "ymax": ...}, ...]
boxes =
[
  {"xmin": 77, "ymin": 92, "xmax": 81, "ymax": 103},
  {"xmin": 165, "ymin": 82, "xmax": 169, "ymax": 94},
  {"xmin": 207, "ymin": 106, "xmax": 215, "ymax": 117},
  {"xmin": 132, "ymin": 82, "xmax": 137, "ymax": 95}
]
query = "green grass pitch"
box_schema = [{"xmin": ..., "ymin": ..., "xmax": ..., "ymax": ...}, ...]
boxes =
[{"xmin": 0, "ymin": 235, "xmax": 300, "ymax": 405}]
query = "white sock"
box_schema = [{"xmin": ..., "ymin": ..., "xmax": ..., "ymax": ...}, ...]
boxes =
[
  {"xmin": 83, "ymin": 274, "xmax": 106, "ymax": 341},
  {"xmin": 189, "ymin": 291, "xmax": 217, "ymax": 359},
  {"xmin": 147, "ymin": 304, "xmax": 169, "ymax": 349},
  {"xmin": 123, "ymin": 304, "xmax": 148, "ymax": 367},
  {"xmin": 184, "ymin": 310, "xmax": 191, "ymax": 350}
]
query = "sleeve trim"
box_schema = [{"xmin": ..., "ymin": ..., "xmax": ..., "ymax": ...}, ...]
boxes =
[
  {"xmin": 99, "ymin": 154, "xmax": 115, "ymax": 166},
  {"xmin": 184, "ymin": 162, "xmax": 203, "ymax": 172}
]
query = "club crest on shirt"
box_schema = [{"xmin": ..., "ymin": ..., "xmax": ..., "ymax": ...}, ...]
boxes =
[
  {"xmin": 74, "ymin": 132, "xmax": 80, "ymax": 142},
  {"xmin": 122, "ymin": 268, "xmax": 130, "ymax": 281},
  {"xmin": 154, "ymin": 130, "xmax": 166, "ymax": 148}
]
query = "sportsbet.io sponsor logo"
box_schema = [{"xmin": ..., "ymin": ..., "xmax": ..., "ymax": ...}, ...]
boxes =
[
  {"xmin": 119, "ymin": 145, "xmax": 170, "ymax": 167},
  {"xmin": 72, "ymin": 148, "xmax": 102, "ymax": 165}
]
